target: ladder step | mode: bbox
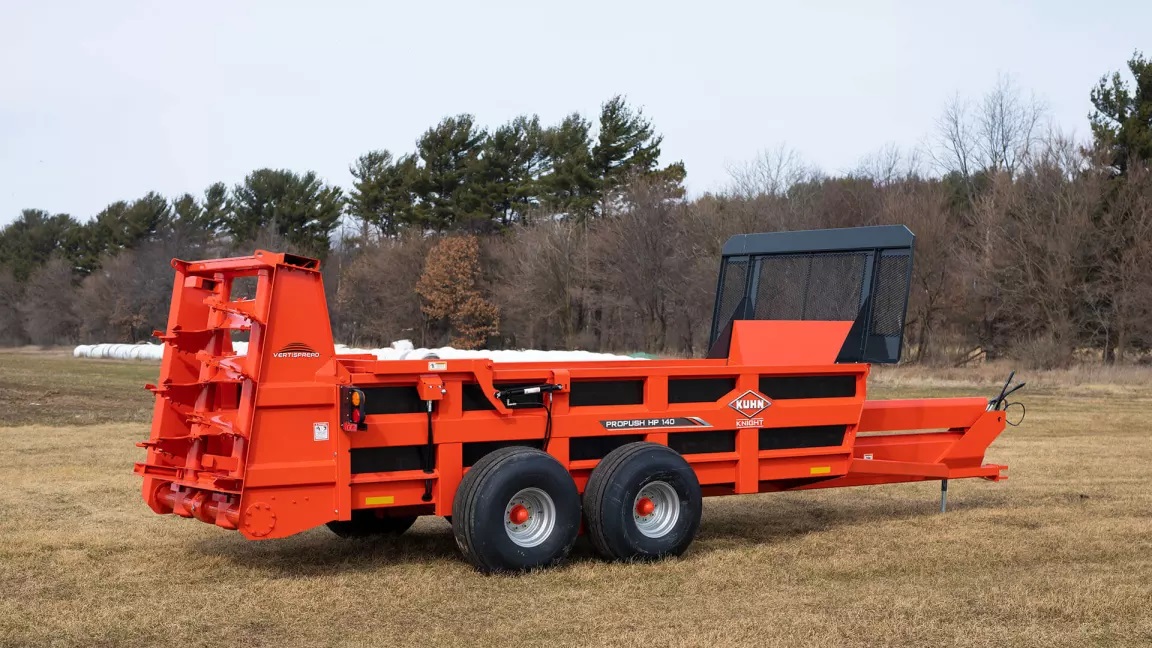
[153,328,216,351]
[146,381,239,402]
[195,352,251,381]
[204,297,264,326]
[187,410,243,437]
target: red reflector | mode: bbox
[351,409,361,423]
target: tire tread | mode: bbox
[584,442,700,561]
[452,445,578,573]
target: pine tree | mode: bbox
[169,191,221,254]
[412,115,487,231]
[62,220,109,276]
[1091,51,1152,176]
[591,96,685,216]
[91,193,170,250]
[0,209,78,281]
[348,150,418,238]
[474,115,547,227]
[539,113,599,219]
[57,193,171,275]
[593,96,662,182]
[202,182,231,232]
[229,169,344,257]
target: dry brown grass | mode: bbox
[0,348,157,426]
[1,352,1150,647]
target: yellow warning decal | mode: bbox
[365,496,395,505]
[810,466,832,475]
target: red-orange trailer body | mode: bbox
[136,250,1007,540]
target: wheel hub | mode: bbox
[633,481,680,539]
[508,503,529,525]
[635,497,655,517]
[504,487,556,548]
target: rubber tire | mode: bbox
[584,442,702,561]
[452,446,581,573]
[326,509,418,538]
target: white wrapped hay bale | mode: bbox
[72,343,165,360]
[334,339,637,362]
[73,339,639,363]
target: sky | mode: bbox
[1,0,1148,225]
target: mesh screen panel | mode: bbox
[754,252,867,321]
[754,255,809,319]
[870,253,910,336]
[709,226,915,363]
[804,252,868,320]
[715,257,748,326]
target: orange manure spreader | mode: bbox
[136,225,1020,572]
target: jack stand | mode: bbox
[940,479,949,513]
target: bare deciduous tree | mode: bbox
[932,76,1047,206]
[854,144,924,186]
[725,144,819,198]
[0,270,26,345]
[19,258,80,346]
[876,180,953,362]
[978,75,1045,175]
[932,94,979,196]
[335,232,431,347]
[490,218,587,349]
[1091,164,1152,361]
[591,181,692,353]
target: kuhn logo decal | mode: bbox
[728,389,771,418]
[274,342,320,358]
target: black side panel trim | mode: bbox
[758,375,856,399]
[570,435,646,461]
[460,383,494,411]
[758,425,847,450]
[351,446,424,473]
[569,380,644,407]
[361,386,424,415]
[462,441,543,468]
[461,383,541,411]
[668,377,737,404]
[668,430,736,454]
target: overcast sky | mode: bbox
[1,0,1147,225]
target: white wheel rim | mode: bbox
[633,480,680,539]
[504,487,556,548]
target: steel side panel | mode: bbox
[726,320,854,367]
[245,461,337,487]
[859,398,988,431]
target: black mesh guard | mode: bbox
[708,226,915,364]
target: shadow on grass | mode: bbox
[192,493,966,575]
[693,496,941,549]
[191,517,462,576]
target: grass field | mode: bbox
[1,350,1150,647]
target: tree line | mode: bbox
[2,54,1151,367]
